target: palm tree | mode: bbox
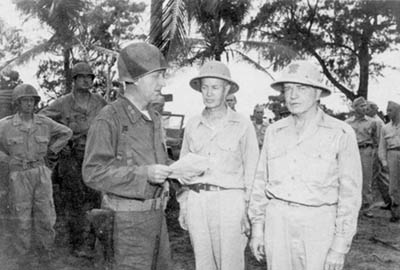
[10,0,88,93]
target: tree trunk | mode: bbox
[63,48,72,94]
[357,38,370,99]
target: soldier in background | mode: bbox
[226,93,237,111]
[346,97,378,218]
[365,101,392,210]
[40,62,107,257]
[378,101,400,222]
[0,84,72,269]
[252,104,269,149]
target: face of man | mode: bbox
[136,70,166,106]
[387,103,400,121]
[283,83,321,116]
[354,101,367,116]
[74,74,94,92]
[226,94,236,110]
[365,104,376,117]
[201,78,230,110]
[254,107,264,122]
[18,96,36,114]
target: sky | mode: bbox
[1,0,400,122]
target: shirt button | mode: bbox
[291,176,295,180]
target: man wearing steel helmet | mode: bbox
[40,62,107,257]
[177,61,259,270]
[82,42,172,270]
[249,60,362,270]
[0,84,72,269]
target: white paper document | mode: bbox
[168,153,210,182]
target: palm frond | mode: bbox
[230,49,275,80]
[0,40,52,72]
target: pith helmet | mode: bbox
[71,62,95,79]
[270,60,331,97]
[12,84,41,104]
[190,61,239,94]
[118,42,168,83]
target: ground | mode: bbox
[1,201,400,270]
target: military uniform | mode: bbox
[346,115,378,208]
[83,96,171,270]
[249,109,362,270]
[371,115,391,206]
[379,121,400,220]
[40,91,107,251]
[0,113,71,264]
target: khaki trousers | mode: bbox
[8,166,56,257]
[387,150,400,216]
[187,189,248,270]
[359,146,374,207]
[264,199,336,270]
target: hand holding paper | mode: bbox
[169,153,210,184]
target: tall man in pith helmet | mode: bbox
[378,101,400,222]
[177,61,259,270]
[40,61,107,257]
[345,97,378,218]
[0,84,72,269]
[365,101,392,210]
[249,60,362,270]
[83,42,172,270]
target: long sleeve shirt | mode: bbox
[82,96,168,199]
[249,109,362,254]
[0,113,72,164]
[180,108,259,201]
[378,121,400,166]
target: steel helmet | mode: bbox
[71,62,95,79]
[118,42,168,83]
[12,84,41,104]
[270,60,331,97]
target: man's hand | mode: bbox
[250,236,265,262]
[178,203,188,230]
[148,164,172,184]
[324,249,345,270]
[241,214,251,237]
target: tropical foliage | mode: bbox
[247,0,400,100]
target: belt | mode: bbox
[358,143,373,149]
[187,183,242,193]
[9,160,45,171]
[103,192,168,212]
[388,147,400,151]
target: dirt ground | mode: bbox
[1,200,400,270]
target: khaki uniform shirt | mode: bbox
[378,121,400,166]
[345,115,378,146]
[82,96,168,199]
[249,109,362,253]
[0,113,72,165]
[180,108,259,201]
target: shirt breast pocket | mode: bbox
[303,150,335,184]
[6,136,24,155]
[35,135,50,155]
[267,149,287,182]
